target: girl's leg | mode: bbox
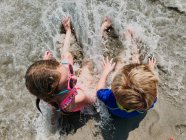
[60,17,84,67]
[101,16,112,37]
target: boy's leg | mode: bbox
[123,29,140,64]
[100,17,123,62]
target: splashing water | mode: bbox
[0,0,186,139]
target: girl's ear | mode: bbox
[48,76,54,91]
[48,76,54,82]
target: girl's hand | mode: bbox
[148,57,156,70]
[102,57,116,76]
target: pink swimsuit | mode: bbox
[59,87,82,112]
[54,60,83,112]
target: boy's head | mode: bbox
[111,63,158,111]
[25,59,61,101]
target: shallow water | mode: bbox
[0,0,186,140]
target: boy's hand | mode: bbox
[102,57,116,76]
[148,57,156,70]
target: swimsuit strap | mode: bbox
[59,88,78,111]
[61,60,69,65]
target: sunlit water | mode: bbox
[0,0,186,139]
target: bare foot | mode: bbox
[124,29,140,64]
[101,16,112,36]
[62,17,71,32]
[43,51,53,60]
[169,137,174,140]
[123,29,134,43]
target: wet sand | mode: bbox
[0,0,186,140]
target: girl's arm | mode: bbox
[96,57,116,91]
[75,91,95,105]
[61,17,73,65]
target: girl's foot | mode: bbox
[43,51,53,60]
[101,16,112,36]
[62,17,71,32]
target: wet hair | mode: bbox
[111,63,158,111]
[25,59,61,111]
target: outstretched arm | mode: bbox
[96,57,116,91]
[61,17,73,65]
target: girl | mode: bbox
[25,17,96,114]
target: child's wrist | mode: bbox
[102,72,109,78]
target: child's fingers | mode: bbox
[102,57,106,65]
[148,58,151,63]
[112,62,116,68]
[101,61,104,67]
[110,58,113,64]
[153,58,156,64]
[106,56,109,63]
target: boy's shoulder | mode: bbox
[97,88,115,103]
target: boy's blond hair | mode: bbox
[111,63,158,111]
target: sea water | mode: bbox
[0,0,185,139]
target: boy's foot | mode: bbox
[123,28,134,43]
[124,29,140,64]
[43,51,53,60]
[101,16,112,36]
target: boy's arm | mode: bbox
[61,17,73,65]
[96,72,109,91]
[96,57,116,91]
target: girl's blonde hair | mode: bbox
[111,63,158,111]
[25,59,61,102]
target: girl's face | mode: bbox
[57,65,77,91]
